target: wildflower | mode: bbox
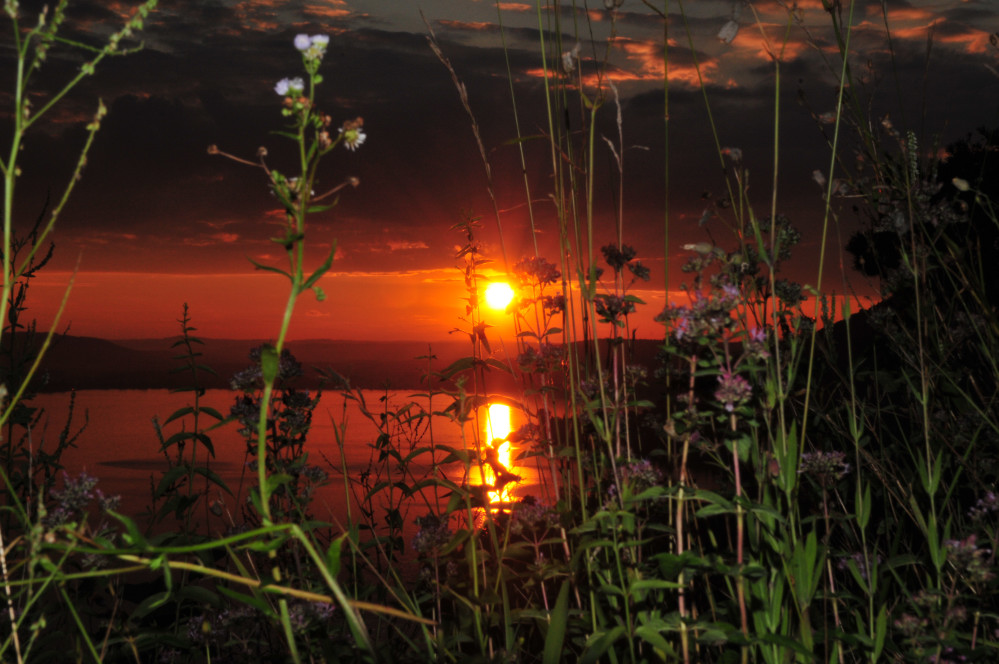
[813,169,827,187]
[619,458,664,492]
[411,513,451,554]
[509,497,559,536]
[295,33,330,61]
[517,343,563,373]
[515,256,561,286]
[602,244,637,272]
[721,146,742,162]
[339,117,366,151]
[945,534,994,583]
[561,42,581,74]
[542,293,565,314]
[746,326,770,359]
[628,260,651,281]
[274,76,304,97]
[594,294,635,326]
[774,278,804,306]
[714,371,752,412]
[718,19,739,44]
[798,450,850,486]
[968,490,999,520]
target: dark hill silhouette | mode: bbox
[26,334,666,394]
[31,336,473,392]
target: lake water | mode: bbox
[25,389,541,531]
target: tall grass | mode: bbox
[2,2,999,663]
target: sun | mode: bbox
[484,281,514,310]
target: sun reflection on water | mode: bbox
[479,403,518,505]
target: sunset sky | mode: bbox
[8,0,999,342]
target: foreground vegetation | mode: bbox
[2,2,999,662]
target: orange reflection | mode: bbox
[478,403,520,505]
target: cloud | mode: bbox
[388,241,430,251]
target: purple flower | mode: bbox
[714,371,752,412]
[274,76,304,96]
[294,34,312,51]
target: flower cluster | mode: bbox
[44,471,120,527]
[798,450,851,487]
[969,489,999,520]
[618,458,665,492]
[517,343,564,374]
[657,284,740,342]
[412,513,452,555]
[230,346,303,392]
[714,371,753,413]
[274,76,304,97]
[509,497,559,536]
[945,534,994,584]
[602,244,651,281]
[294,33,329,63]
[515,256,561,287]
[594,294,636,326]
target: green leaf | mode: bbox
[132,591,171,619]
[303,241,337,291]
[199,406,226,421]
[108,510,146,548]
[155,466,190,497]
[580,626,625,664]
[264,472,293,496]
[247,257,292,280]
[635,621,676,658]
[163,406,194,426]
[542,580,571,664]
[192,465,233,495]
[325,535,345,577]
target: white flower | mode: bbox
[294,34,311,51]
[275,76,304,96]
[303,34,329,61]
[561,43,581,74]
[339,127,366,151]
[718,19,739,44]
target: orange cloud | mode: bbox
[497,3,532,11]
[868,5,935,22]
[728,27,809,62]
[937,27,993,55]
[387,241,430,252]
[437,19,493,32]
[303,7,351,20]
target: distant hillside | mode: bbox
[17,334,665,393]
[28,336,476,392]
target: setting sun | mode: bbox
[484,281,515,311]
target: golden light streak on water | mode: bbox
[485,403,514,504]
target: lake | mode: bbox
[24,389,541,532]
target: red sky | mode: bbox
[6,0,997,341]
